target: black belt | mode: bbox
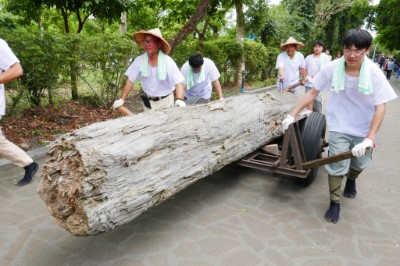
[148,94,170,101]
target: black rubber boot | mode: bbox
[343,179,357,199]
[15,162,39,187]
[324,201,340,224]
[343,168,362,199]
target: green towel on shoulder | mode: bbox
[186,64,205,90]
[139,50,167,80]
[331,56,373,95]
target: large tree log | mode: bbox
[38,89,300,236]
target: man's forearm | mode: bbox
[175,82,185,99]
[0,63,23,84]
[366,103,386,140]
[278,67,284,80]
[120,79,134,100]
[300,68,307,80]
[289,88,319,117]
[212,80,223,99]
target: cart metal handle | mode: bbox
[302,147,372,170]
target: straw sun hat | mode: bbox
[280,37,304,50]
[133,28,171,54]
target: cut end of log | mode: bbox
[38,139,92,236]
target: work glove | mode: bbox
[351,138,374,157]
[175,99,186,107]
[282,115,295,131]
[113,98,124,109]
[299,109,312,117]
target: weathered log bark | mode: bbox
[38,89,300,236]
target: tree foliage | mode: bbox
[0,0,386,109]
[0,28,69,107]
[374,0,400,50]
[245,0,276,46]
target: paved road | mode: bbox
[1,79,400,266]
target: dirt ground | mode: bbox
[1,101,125,150]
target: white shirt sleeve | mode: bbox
[207,59,220,81]
[0,39,20,72]
[181,62,189,85]
[276,53,285,69]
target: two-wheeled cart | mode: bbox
[237,112,329,185]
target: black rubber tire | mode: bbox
[298,112,326,185]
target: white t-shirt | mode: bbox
[125,53,184,97]
[313,58,397,137]
[0,38,20,116]
[324,52,332,62]
[276,51,306,91]
[305,53,330,87]
[181,58,220,99]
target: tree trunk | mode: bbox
[38,89,299,236]
[235,0,245,87]
[70,62,79,100]
[168,0,210,54]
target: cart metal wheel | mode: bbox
[299,112,326,185]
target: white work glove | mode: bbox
[113,98,124,109]
[282,115,295,131]
[351,138,374,157]
[175,99,186,107]
[305,75,312,82]
[299,109,312,117]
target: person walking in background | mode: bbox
[113,28,185,112]
[282,29,397,224]
[180,53,223,105]
[304,41,330,112]
[386,58,394,80]
[335,50,342,59]
[0,38,39,186]
[276,37,307,93]
[378,55,385,69]
[325,49,332,61]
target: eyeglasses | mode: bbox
[143,39,157,45]
[343,49,365,57]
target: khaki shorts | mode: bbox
[142,93,174,112]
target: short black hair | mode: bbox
[342,29,372,50]
[189,53,204,68]
[313,40,324,47]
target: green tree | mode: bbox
[282,0,317,41]
[5,0,123,33]
[168,0,211,53]
[0,28,69,108]
[320,0,370,53]
[374,0,400,50]
[245,0,276,46]
[4,0,129,101]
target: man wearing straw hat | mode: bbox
[276,37,307,92]
[113,28,186,111]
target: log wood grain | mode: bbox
[38,89,300,236]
